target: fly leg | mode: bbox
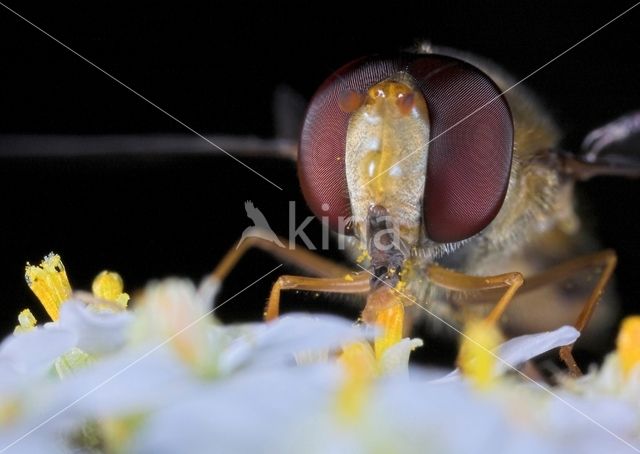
[265,274,370,321]
[209,229,352,282]
[426,265,524,324]
[513,249,617,376]
[424,265,525,375]
[204,230,365,319]
[428,250,617,376]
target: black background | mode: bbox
[0,1,639,365]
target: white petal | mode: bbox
[0,327,76,376]
[429,369,461,384]
[544,393,640,453]
[54,344,193,418]
[56,300,133,356]
[220,314,371,373]
[495,325,579,374]
[129,365,338,454]
[0,429,69,454]
[369,378,511,453]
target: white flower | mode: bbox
[37,279,369,434]
[126,363,562,454]
[4,266,639,454]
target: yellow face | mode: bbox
[345,74,430,246]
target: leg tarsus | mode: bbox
[559,345,582,377]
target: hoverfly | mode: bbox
[206,44,640,376]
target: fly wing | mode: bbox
[560,111,640,180]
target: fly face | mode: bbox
[298,53,514,264]
[344,75,430,247]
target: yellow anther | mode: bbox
[25,253,71,321]
[616,316,640,377]
[374,301,404,360]
[457,319,504,389]
[13,309,37,334]
[92,270,130,308]
[344,274,354,282]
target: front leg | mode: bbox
[265,273,370,320]
[210,230,352,283]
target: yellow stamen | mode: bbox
[92,270,130,308]
[616,316,640,377]
[25,253,71,321]
[13,308,37,334]
[336,342,376,421]
[336,300,417,421]
[374,301,404,360]
[457,319,503,389]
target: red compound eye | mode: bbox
[298,54,513,241]
[298,56,405,233]
[408,56,513,243]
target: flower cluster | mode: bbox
[0,254,639,453]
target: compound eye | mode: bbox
[408,56,513,243]
[298,56,404,233]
